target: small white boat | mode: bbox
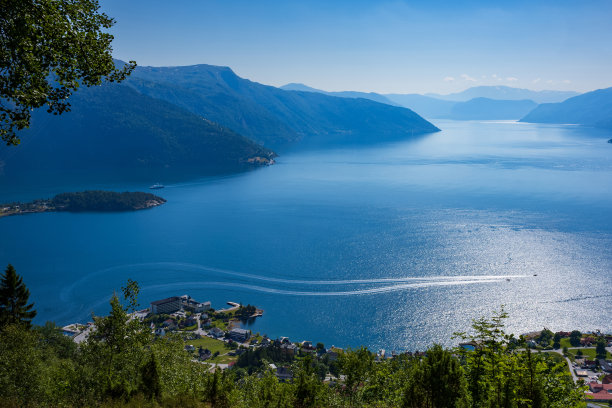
[149,183,164,189]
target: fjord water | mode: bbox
[1,120,611,351]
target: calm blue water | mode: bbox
[1,120,611,351]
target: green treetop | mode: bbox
[0,264,37,329]
[0,0,136,145]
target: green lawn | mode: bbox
[559,338,572,349]
[566,348,612,360]
[184,336,240,364]
[210,354,238,364]
[186,337,229,355]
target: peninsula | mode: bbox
[0,190,166,217]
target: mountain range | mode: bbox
[280,83,401,106]
[282,84,552,120]
[1,62,441,179]
[520,87,612,129]
[424,86,579,104]
[123,63,439,149]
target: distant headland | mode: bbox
[0,190,166,217]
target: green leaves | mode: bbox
[0,0,136,145]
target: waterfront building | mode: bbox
[150,296,181,314]
[229,328,250,343]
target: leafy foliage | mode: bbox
[0,0,136,145]
[570,330,582,347]
[0,288,588,407]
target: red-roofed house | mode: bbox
[586,382,612,402]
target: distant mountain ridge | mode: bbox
[279,84,544,120]
[123,63,439,149]
[425,86,578,104]
[520,87,612,129]
[280,83,401,106]
[447,98,538,120]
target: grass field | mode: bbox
[566,348,612,360]
[184,336,240,364]
[186,337,230,355]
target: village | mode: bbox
[60,295,612,404]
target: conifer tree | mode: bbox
[0,264,37,329]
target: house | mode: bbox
[209,327,225,338]
[575,369,588,377]
[199,348,212,360]
[229,328,251,343]
[602,374,612,384]
[581,338,594,346]
[180,295,211,313]
[326,350,339,362]
[183,316,197,328]
[161,319,177,330]
[280,337,291,344]
[301,341,314,349]
[275,366,293,382]
[586,382,612,402]
[150,296,181,314]
[600,359,612,373]
[185,345,195,352]
[61,324,82,337]
[281,343,297,357]
[584,360,597,369]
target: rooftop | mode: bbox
[151,296,180,305]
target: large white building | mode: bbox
[150,296,181,314]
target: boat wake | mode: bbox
[60,261,527,302]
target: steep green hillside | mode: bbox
[1,83,276,177]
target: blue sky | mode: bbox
[101,0,612,94]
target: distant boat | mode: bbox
[149,183,164,189]
[506,278,511,281]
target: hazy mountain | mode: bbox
[0,83,276,178]
[280,83,401,106]
[384,94,536,120]
[426,86,579,104]
[384,94,456,119]
[520,87,612,129]
[123,63,439,149]
[448,98,538,120]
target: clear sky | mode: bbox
[100,0,612,94]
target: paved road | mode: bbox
[194,313,207,336]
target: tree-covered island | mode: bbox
[0,190,166,217]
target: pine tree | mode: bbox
[0,264,37,329]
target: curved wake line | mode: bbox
[140,277,506,297]
[60,261,527,301]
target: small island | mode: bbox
[0,190,166,217]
